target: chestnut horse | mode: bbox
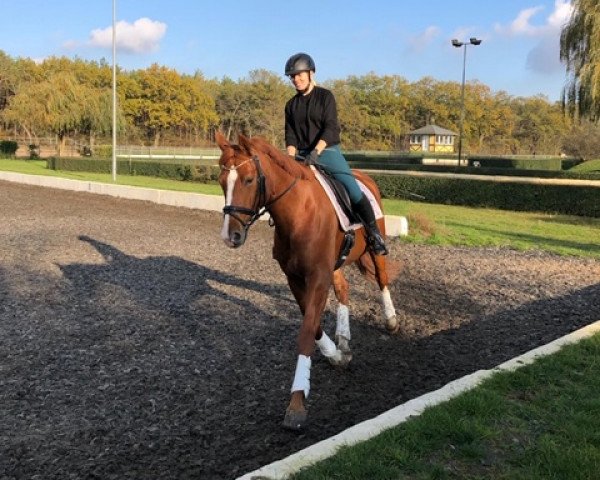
[215,132,399,430]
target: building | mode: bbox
[408,124,457,153]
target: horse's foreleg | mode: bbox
[373,255,399,334]
[283,273,330,431]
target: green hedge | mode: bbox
[47,157,220,182]
[370,173,600,218]
[47,156,599,218]
[348,162,600,181]
[345,152,424,165]
[467,155,564,170]
[0,140,18,157]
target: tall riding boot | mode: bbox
[353,194,388,255]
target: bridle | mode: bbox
[221,154,297,233]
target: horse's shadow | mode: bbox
[59,235,293,333]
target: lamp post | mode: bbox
[112,0,117,181]
[451,37,481,166]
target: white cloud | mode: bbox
[88,18,167,54]
[494,1,573,75]
[495,1,573,37]
[500,6,544,36]
[548,0,573,29]
[407,26,440,52]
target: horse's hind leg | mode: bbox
[368,254,399,334]
[331,269,353,365]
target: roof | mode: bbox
[408,124,457,136]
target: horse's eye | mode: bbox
[243,177,254,186]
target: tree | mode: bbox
[511,96,567,155]
[122,64,217,146]
[336,73,410,150]
[561,121,600,160]
[560,0,600,120]
[2,72,97,155]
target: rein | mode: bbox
[222,155,297,232]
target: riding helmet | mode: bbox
[284,53,316,76]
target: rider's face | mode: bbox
[289,71,311,91]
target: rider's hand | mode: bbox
[305,149,319,166]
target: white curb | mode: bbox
[0,171,408,236]
[236,320,600,480]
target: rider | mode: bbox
[284,52,388,255]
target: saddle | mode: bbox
[311,165,382,269]
[313,165,359,225]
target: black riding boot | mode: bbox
[353,194,388,255]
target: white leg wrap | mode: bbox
[291,354,311,398]
[316,332,337,357]
[335,304,351,340]
[381,287,396,319]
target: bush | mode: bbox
[93,145,112,158]
[28,144,40,159]
[0,140,18,157]
[47,157,220,183]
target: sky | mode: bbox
[0,0,574,102]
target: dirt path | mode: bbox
[1,180,598,479]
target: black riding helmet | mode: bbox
[284,53,316,76]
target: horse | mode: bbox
[215,132,400,430]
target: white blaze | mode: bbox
[221,168,238,243]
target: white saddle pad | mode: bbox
[312,167,383,232]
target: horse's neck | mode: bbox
[263,159,319,232]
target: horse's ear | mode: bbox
[215,131,230,152]
[238,134,253,156]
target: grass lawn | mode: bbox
[291,332,600,480]
[2,158,600,259]
[570,159,600,173]
[0,158,223,195]
[383,199,600,259]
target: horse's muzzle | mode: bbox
[223,230,247,248]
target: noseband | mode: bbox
[222,155,297,233]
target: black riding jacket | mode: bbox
[284,86,341,152]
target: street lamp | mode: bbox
[112,0,117,182]
[451,37,481,166]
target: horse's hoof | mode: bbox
[386,316,400,334]
[283,407,307,431]
[328,350,352,367]
[330,339,352,367]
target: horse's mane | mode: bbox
[249,137,314,181]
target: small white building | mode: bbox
[408,124,457,153]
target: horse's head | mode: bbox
[215,132,266,248]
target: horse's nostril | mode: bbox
[231,231,243,246]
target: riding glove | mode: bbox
[304,149,319,166]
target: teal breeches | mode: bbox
[316,145,363,204]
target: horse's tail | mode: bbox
[357,254,403,284]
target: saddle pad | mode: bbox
[312,167,383,232]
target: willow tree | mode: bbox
[2,71,102,155]
[560,0,600,120]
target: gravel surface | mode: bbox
[1,180,599,479]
